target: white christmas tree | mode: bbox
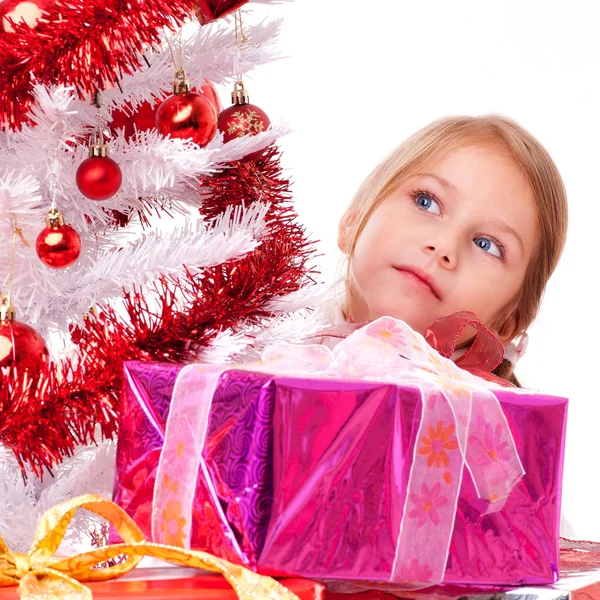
[0,0,326,551]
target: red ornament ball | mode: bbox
[36,223,81,269]
[199,81,222,116]
[196,0,249,24]
[0,0,50,32]
[110,99,157,142]
[218,103,270,143]
[217,103,270,161]
[76,156,122,201]
[0,318,49,373]
[110,82,221,142]
[156,92,217,147]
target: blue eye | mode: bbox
[474,236,503,258]
[414,193,441,215]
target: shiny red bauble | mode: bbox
[110,98,157,141]
[156,92,217,147]
[76,156,122,201]
[217,103,270,142]
[111,83,221,142]
[36,223,81,269]
[218,103,270,161]
[0,0,51,32]
[196,0,249,24]
[0,318,49,373]
[200,82,222,116]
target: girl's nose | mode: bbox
[422,243,458,270]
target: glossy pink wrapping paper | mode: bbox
[115,362,567,587]
[259,377,566,586]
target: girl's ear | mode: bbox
[338,210,356,255]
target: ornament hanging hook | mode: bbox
[89,90,108,156]
[233,10,248,86]
[92,90,102,109]
[48,147,62,211]
[234,10,248,46]
[178,27,184,73]
[0,295,15,322]
[1,214,29,308]
[172,68,192,95]
[164,28,185,75]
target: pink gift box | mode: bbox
[258,376,566,586]
[114,359,567,588]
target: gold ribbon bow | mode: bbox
[0,494,300,600]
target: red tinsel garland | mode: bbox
[0,357,118,476]
[0,0,201,129]
[1,146,317,475]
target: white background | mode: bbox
[234,1,600,538]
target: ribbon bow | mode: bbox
[154,315,525,588]
[0,494,299,600]
[311,311,511,386]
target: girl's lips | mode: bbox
[393,266,442,300]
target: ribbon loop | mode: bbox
[0,495,300,600]
[19,569,92,600]
[12,554,30,582]
[30,494,145,577]
[425,311,505,373]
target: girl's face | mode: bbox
[342,144,538,341]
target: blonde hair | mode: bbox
[338,115,568,386]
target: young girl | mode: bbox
[318,115,568,386]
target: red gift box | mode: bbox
[0,567,324,599]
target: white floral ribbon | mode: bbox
[152,316,525,587]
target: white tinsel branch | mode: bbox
[101,18,285,112]
[0,13,288,233]
[7,202,270,332]
[197,284,331,364]
[0,439,116,555]
[0,2,322,370]
[0,169,44,239]
[0,84,289,235]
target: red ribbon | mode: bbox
[425,311,512,387]
[311,311,512,387]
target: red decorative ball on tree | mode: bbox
[200,81,222,115]
[156,72,217,147]
[76,137,122,201]
[0,0,51,32]
[218,102,270,142]
[36,208,81,269]
[217,81,270,161]
[111,82,221,142]
[195,0,249,24]
[110,98,157,142]
[0,299,49,374]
